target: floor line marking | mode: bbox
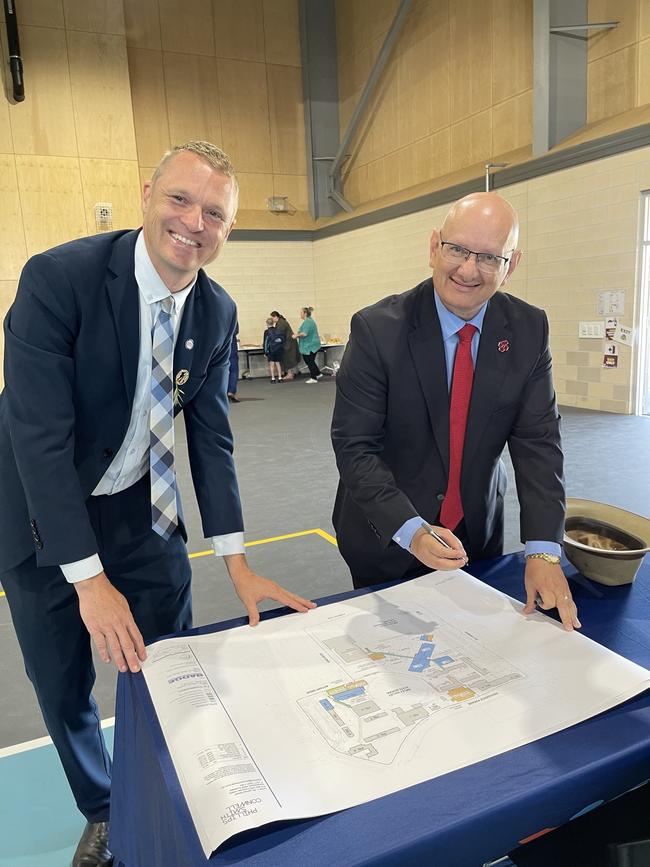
[313,528,338,547]
[188,528,329,559]
[0,530,336,591]
[0,717,115,759]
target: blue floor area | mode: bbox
[0,728,113,867]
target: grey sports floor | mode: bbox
[1,375,649,748]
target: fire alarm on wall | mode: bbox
[94,202,113,232]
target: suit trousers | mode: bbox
[1,473,192,822]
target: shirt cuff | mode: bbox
[393,516,424,552]
[525,541,562,558]
[60,554,105,583]
[212,532,245,557]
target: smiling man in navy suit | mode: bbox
[332,193,580,633]
[0,141,314,867]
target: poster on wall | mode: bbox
[612,324,633,346]
[603,343,619,368]
[605,317,618,340]
[597,290,625,316]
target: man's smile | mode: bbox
[169,231,200,248]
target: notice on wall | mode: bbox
[612,324,633,346]
[603,342,619,368]
[605,318,618,340]
[597,290,625,316]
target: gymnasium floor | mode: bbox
[1,375,649,866]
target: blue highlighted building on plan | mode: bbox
[408,642,435,672]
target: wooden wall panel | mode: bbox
[9,26,77,156]
[398,129,451,190]
[139,166,155,187]
[587,0,638,62]
[163,53,222,147]
[68,31,138,160]
[397,1,449,146]
[159,0,215,55]
[263,0,300,66]
[0,156,27,280]
[79,158,142,232]
[366,44,399,165]
[450,109,492,171]
[273,172,308,211]
[63,0,125,34]
[15,155,88,255]
[237,171,274,210]
[492,0,532,103]
[267,64,306,175]
[638,38,650,105]
[640,0,650,41]
[218,59,272,172]
[213,0,265,62]
[14,0,64,28]
[0,280,18,313]
[124,0,162,49]
[588,46,637,122]
[0,279,19,387]
[493,90,532,155]
[450,0,492,122]
[128,48,171,166]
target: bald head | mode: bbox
[441,193,519,251]
[429,192,522,320]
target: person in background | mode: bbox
[263,316,284,381]
[270,310,300,380]
[293,307,322,384]
[227,328,240,402]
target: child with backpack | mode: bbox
[263,317,284,381]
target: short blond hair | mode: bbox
[151,140,239,201]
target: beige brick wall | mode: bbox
[311,150,649,414]
[205,240,315,346]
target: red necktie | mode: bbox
[440,323,477,531]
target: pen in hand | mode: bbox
[420,522,468,563]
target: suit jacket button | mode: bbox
[437,493,445,501]
[30,519,37,529]
[35,540,43,550]
[103,448,114,458]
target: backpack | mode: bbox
[264,327,283,356]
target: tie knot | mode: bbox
[458,323,477,344]
[160,295,174,315]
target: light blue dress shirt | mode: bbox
[392,290,561,559]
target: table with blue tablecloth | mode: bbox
[110,553,650,867]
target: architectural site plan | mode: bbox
[141,570,650,857]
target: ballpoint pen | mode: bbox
[420,522,468,561]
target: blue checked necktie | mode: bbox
[150,296,178,540]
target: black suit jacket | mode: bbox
[0,229,243,572]
[331,278,565,585]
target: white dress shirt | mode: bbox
[61,231,244,583]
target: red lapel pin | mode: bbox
[497,340,509,353]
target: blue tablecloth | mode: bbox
[110,553,650,867]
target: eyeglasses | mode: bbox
[439,238,510,274]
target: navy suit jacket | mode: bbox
[0,229,243,572]
[331,278,565,584]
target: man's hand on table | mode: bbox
[224,554,317,626]
[523,558,581,631]
[75,571,147,672]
